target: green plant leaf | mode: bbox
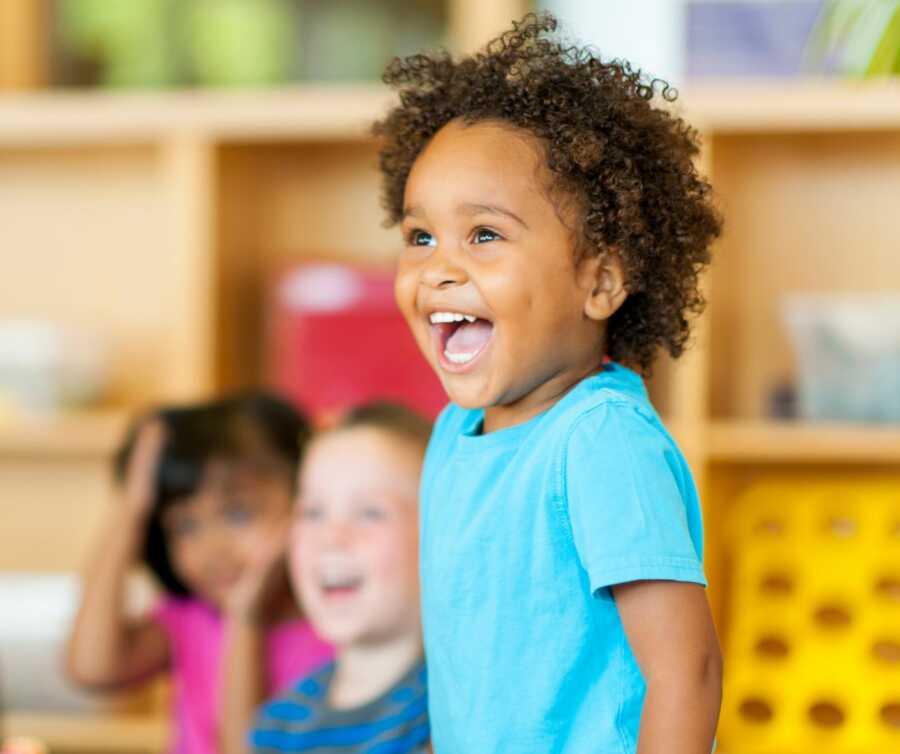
[804,0,870,71]
[865,2,900,75]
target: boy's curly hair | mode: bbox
[373,13,721,374]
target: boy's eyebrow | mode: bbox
[459,203,529,229]
[402,203,529,229]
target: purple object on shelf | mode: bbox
[687,1,824,78]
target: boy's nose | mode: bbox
[322,520,355,548]
[421,245,468,289]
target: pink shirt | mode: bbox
[152,597,333,754]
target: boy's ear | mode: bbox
[579,250,628,322]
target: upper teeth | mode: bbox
[321,573,361,588]
[430,312,476,324]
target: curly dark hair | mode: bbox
[373,13,721,374]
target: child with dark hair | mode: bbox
[251,402,431,754]
[376,13,723,754]
[66,392,332,754]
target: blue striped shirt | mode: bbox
[251,660,428,754]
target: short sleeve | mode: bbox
[564,401,707,594]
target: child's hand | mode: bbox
[224,528,291,624]
[122,419,165,521]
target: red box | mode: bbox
[269,263,447,424]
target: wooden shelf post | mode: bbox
[449,0,530,54]
[0,0,48,90]
[158,135,217,401]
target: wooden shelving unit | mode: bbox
[708,420,900,464]
[0,86,396,147]
[1,3,530,752]
[2,7,899,750]
[0,409,128,458]
[682,78,900,132]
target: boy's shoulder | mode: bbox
[552,365,685,467]
[555,364,661,433]
[255,662,334,727]
[431,363,666,448]
[252,660,429,753]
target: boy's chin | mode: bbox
[314,620,367,648]
[439,375,494,410]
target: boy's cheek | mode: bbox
[393,268,417,321]
[288,531,318,586]
[394,272,430,345]
[367,533,419,589]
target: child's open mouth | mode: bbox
[320,573,364,600]
[428,311,494,372]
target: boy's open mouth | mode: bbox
[320,573,364,599]
[428,311,494,371]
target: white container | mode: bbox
[0,573,157,712]
[783,295,900,423]
[0,320,108,414]
[537,0,686,84]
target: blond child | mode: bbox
[251,403,430,754]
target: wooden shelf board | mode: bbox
[3,712,167,752]
[682,78,900,133]
[0,409,130,458]
[0,85,394,147]
[2,80,900,147]
[708,420,900,463]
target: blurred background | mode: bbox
[1,1,899,753]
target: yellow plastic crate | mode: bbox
[719,480,900,754]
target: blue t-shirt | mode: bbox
[251,660,429,753]
[420,363,707,754]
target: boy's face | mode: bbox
[292,428,421,648]
[395,120,607,428]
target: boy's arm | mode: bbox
[219,534,289,754]
[612,580,722,754]
[220,615,266,754]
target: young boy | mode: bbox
[375,13,723,754]
[250,404,430,754]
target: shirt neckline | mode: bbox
[318,658,425,719]
[454,362,641,453]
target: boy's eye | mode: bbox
[407,229,436,247]
[471,227,501,244]
[300,505,324,521]
[359,505,386,522]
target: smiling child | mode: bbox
[251,403,431,754]
[374,12,724,754]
